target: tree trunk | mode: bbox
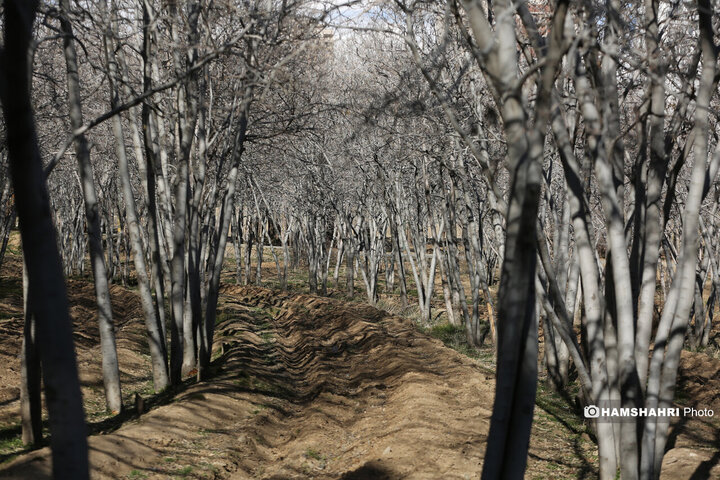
[60,0,122,413]
[199,100,250,378]
[20,260,42,447]
[641,5,716,475]
[1,2,89,475]
[102,7,169,391]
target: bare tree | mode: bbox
[58,0,123,413]
[0,1,89,476]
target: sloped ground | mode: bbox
[0,278,718,478]
[0,286,597,479]
[660,350,720,479]
[0,255,153,443]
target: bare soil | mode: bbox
[0,250,718,478]
[0,283,597,479]
[0,253,155,452]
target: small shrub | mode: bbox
[304,448,323,460]
[175,465,193,476]
[428,323,464,342]
[425,322,489,360]
[0,435,23,453]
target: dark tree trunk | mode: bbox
[0,2,89,476]
[20,261,42,447]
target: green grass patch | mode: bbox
[304,448,324,460]
[424,323,487,360]
[126,470,148,479]
[174,465,193,476]
[0,435,23,453]
[251,403,269,415]
[534,381,587,435]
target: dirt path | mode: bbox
[2,283,719,479]
[0,286,598,479]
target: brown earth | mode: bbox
[0,285,599,479]
[677,350,720,415]
[0,250,718,478]
[0,254,154,447]
[660,350,720,479]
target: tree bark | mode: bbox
[641,4,716,475]
[20,260,42,447]
[0,2,89,475]
[60,0,123,413]
[102,2,169,391]
[200,99,250,378]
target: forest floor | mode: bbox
[0,252,719,478]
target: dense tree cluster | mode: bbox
[1,0,719,478]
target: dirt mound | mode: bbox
[0,264,23,430]
[0,286,596,479]
[2,279,719,478]
[677,350,720,414]
[657,350,720,478]
[0,274,153,451]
